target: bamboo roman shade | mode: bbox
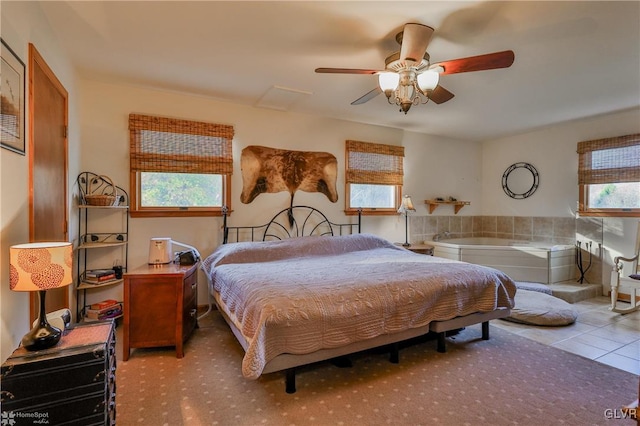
[345,140,405,185]
[577,133,640,185]
[129,114,234,175]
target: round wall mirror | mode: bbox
[502,162,539,199]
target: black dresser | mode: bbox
[1,321,116,426]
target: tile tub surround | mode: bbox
[411,215,581,245]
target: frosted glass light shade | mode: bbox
[378,72,400,91]
[417,71,440,91]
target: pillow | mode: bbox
[514,281,553,295]
[503,289,577,326]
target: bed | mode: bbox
[202,206,516,393]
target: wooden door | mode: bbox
[28,44,69,321]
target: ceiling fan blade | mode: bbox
[399,23,434,62]
[315,67,380,75]
[433,50,515,75]
[428,86,455,104]
[351,87,382,105]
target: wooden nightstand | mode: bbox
[396,243,434,256]
[123,262,199,360]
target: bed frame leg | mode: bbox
[436,332,446,353]
[285,368,296,394]
[482,321,490,340]
[389,342,399,364]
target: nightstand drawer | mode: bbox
[2,358,106,402]
[2,390,106,425]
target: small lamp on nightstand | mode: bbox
[9,242,73,351]
[398,195,416,247]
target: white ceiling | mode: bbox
[39,1,640,142]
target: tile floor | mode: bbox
[493,295,640,375]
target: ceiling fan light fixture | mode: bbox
[383,70,430,114]
[400,101,413,114]
[417,71,439,92]
[315,21,514,115]
[378,72,399,92]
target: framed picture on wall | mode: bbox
[1,38,25,155]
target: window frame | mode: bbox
[130,172,231,218]
[344,139,404,216]
[577,133,640,217]
[128,114,234,218]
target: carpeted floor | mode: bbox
[115,311,638,425]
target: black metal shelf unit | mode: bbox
[75,172,129,321]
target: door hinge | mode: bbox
[63,126,68,138]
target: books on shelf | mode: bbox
[85,268,115,278]
[84,274,116,284]
[90,299,118,310]
[85,300,123,321]
[84,269,117,284]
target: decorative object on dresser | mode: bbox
[397,194,416,246]
[1,321,116,425]
[9,241,73,351]
[75,172,129,321]
[148,237,201,265]
[123,262,199,360]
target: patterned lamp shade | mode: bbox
[10,242,73,291]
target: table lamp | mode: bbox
[9,241,73,351]
[397,195,416,247]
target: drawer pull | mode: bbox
[190,309,197,317]
[191,282,197,290]
[1,391,15,401]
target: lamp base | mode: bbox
[402,242,411,247]
[21,322,62,351]
[22,290,62,351]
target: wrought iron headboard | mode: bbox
[222,206,361,243]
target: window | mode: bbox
[345,140,404,215]
[129,114,234,217]
[578,133,640,217]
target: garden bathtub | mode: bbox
[430,238,575,284]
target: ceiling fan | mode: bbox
[315,23,515,114]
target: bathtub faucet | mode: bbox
[433,231,451,242]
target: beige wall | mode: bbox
[1,2,80,362]
[77,79,483,306]
[481,107,640,289]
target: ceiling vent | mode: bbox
[256,86,312,111]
